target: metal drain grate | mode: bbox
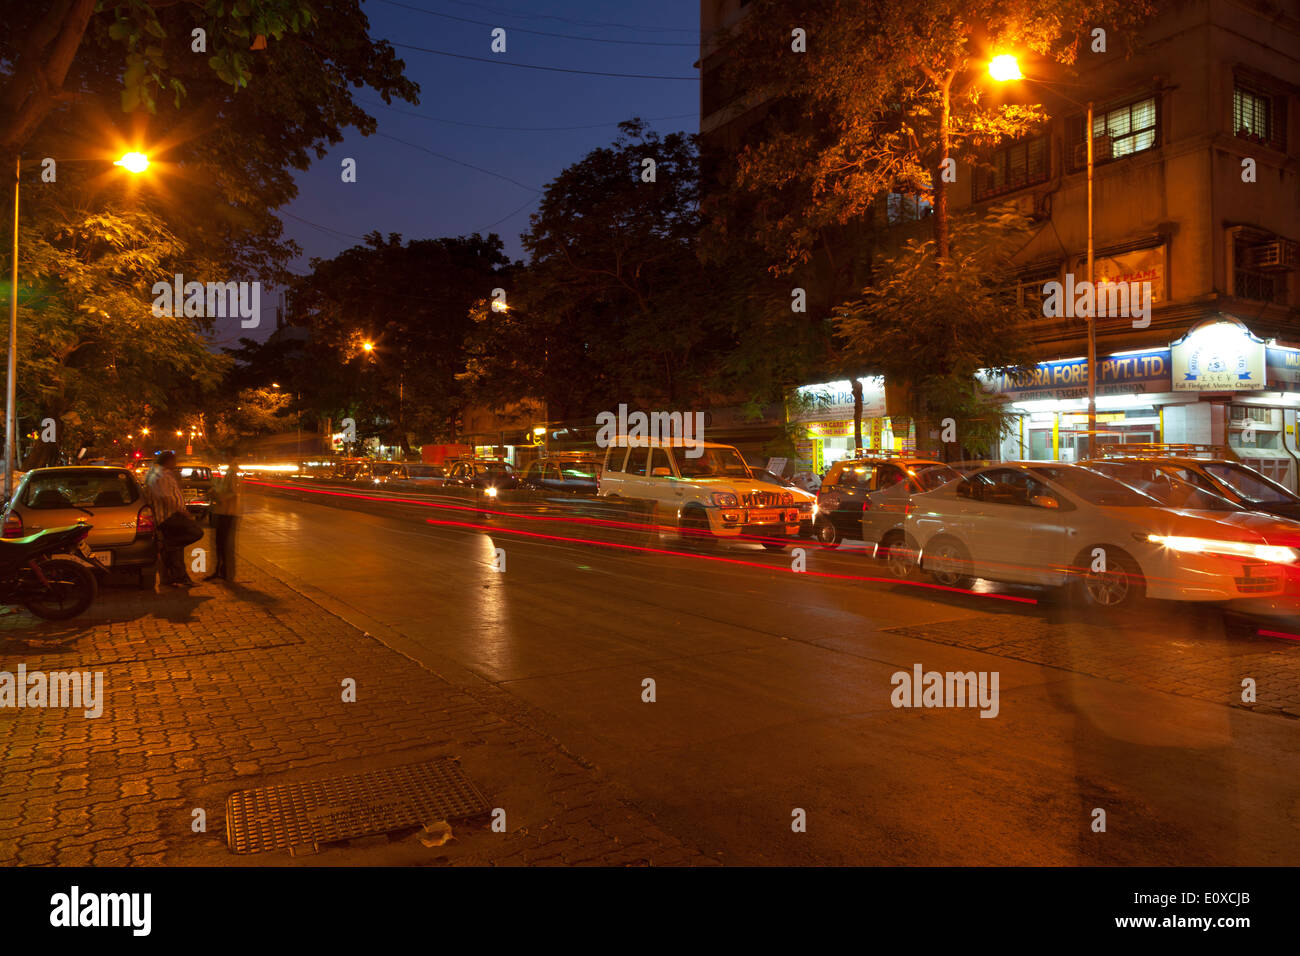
[225,758,490,854]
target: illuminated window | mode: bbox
[1234,82,1286,151]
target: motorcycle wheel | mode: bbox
[23,558,98,621]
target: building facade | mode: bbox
[700,0,1300,487]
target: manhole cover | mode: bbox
[225,758,490,854]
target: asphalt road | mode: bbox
[238,480,1300,865]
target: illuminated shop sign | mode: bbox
[792,378,886,421]
[1171,320,1265,391]
[984,349,1170,402]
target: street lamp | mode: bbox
[990,56,1097,458]
[6,151,150,496]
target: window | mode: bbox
[1068,97,1158,171]
[647,448,673,478]
[605,447,628,472]
[23,470,140,509]
[974,136,1049,200]
[1234,238,1281,302]
[1234,82,1286,152]
[886,192,932,223]
[626,446,649,477]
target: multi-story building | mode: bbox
[701,0,1300,487]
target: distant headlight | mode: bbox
[1145,533,1299,564]
[484,486,499,498]
[711,493,738,507]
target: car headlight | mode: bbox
[484,486,499,497]
[711,493,738,507]
[797,502,813,513]
[1145,533,1299,564]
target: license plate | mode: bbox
[91,551,111,566]
[748,509,780,523]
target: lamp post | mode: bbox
[5,151,150,496]
[990,56,1097,458]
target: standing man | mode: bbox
[208,461,242,581]
[143,450,197,587]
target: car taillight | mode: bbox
[136,506,156,535]
[2,511,22,538]
[862,499,872,511]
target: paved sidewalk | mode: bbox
[0,542,716,866]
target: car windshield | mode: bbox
[912,464,960,491]
[22,470,139,509]
[1204,462,1298,504]
[1084,463,1242,511]
[179,467,211,481]
[1031,466,1159,507]
[473,463,513,477]
[672,446,753,478]
[407,465,444,478]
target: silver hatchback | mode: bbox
[2,466,159,578]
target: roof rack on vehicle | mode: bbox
[1097,443,1226,459]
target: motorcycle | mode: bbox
[0,523,100,621]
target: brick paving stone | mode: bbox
[0,546,712,867]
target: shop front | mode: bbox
[986,316,1300,491]
[788,378,916,474]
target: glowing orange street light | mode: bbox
[114,152,150,174]
[988,54,1023,82]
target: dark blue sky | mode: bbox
[281,0,700,274]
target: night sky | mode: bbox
[273,0,700,324]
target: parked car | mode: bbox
[1,466,158,585]
[177,463,213,521]
[903,461,1298,609]
[519,456,602,495]
[1088,452,1300,521]
[598,440,800,550]
[813,456,951,549]
[442,459,518,496]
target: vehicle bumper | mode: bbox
[1140,546,1290,601]
[707,507,801,538]
[103,535,159,570]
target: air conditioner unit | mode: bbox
[1072,135,1112,169]
[1251,240,1298,271]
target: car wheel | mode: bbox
[1074,546,1145,609]
[925,537,974,590]
[814,518,840,549]
[880,533,916,579]
[680,506,715,550]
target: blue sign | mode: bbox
[988,349,1171,401]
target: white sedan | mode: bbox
[903,462,1300,609]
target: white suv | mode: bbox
[599,440,800,550]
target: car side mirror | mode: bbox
[1030,494,1060,510]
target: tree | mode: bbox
[15,185,228,466]
[6,0,419,283]
[835,206,1039,457]
[713,0,1155,266]
[291,232,512,449]
[462,120,730,421]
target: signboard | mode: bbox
[1071,245,1166,305]
[1266,346,1300,392]
[792,378,886,422]
[766,457,788,476]
[983,349,1170,402]
[1171,320,1265,392]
